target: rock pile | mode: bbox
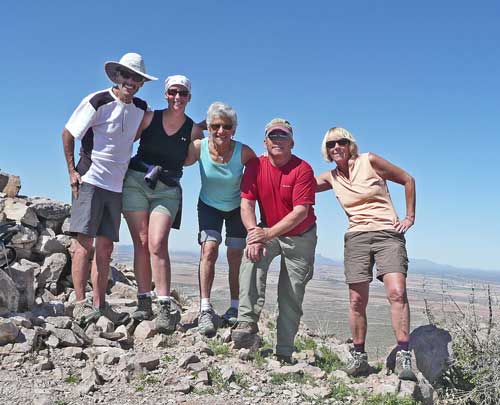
[0,174,446,404]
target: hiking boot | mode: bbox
[343,351,370,376]
[198,308,218,336]
[395,350,417,381]
[99,302,131,326]
[275,354,297,365]
[73,300,100,328]
[131,295,153,322]
[231,321,259,348]
[221,306,238,326]
[155,300,181,334]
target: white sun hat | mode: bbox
[104,52,158,83]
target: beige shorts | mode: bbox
[122,169,180,218]
[343,230,408,284]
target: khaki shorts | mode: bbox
[344,230,408,284]
[122,169,180,218]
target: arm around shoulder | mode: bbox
[315,171,333,193]
[241,144,257,165]
[191,122,205,141]
[184,139,201,167]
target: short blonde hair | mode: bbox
[321,127,358,162]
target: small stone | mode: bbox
[62,347,84,359]
[45,334,59,348]
[186,362,205,372]
[35,357,54,371]
[92,337,120,348]
[398,380,418,398]
[172,383,192,394]
[134,353,160,371]
[134,320,157,340]
[45,316,72,329]
[0,319,19,345]
[195,370,210,385]
[96,316,115,333]
[219,365,234,382]
[238,348,254,361]
[178,353,200,368]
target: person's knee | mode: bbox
[201,242,219,264]
[73,236,94,258]
[96,238,114,259]
[148,237,168,258]
[134,232,149,253]
[386,287,407,304]
[349,294,368,314]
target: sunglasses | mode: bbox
[117,69,144,83]
[267,132,290,140]
[167,89,190,97]
[209,123,233,131]
[326,139,350,148]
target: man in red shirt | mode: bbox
[231,118,317,364]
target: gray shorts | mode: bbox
[344,230,408,284]
[69,182,122,242]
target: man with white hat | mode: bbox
[62,52,157,326]
[231,118,317,364]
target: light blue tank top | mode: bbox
[199,137,244,211]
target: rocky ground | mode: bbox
[0,174,444,404]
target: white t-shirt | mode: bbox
[65,88,147,192]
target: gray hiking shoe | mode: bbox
[343,351,370,376]
[395,350,417,381]
[99,302,130,326]
[222,307,238,326]
[132,295,153,322]
[198,308,218,336]
[73,300,100,327]
[231,321,259,348]
[155,300,180,334]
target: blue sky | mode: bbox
[1,1,499,270]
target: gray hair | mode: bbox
[321,127,359,162]
[206,102,238,128]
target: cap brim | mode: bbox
[265,125,293,137]
[104,61,158,84]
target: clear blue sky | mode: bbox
[1,1,499,270]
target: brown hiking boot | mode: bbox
[231,321,259,348]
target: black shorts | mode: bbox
[69,182,122,241]
[197,198,246,249]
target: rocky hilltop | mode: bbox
[0,172,449,404]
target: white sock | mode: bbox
[157,295,171,303]
[230,299,239,309]
[138,291,153,298]
[201,298,211,311]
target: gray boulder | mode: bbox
[29,197,71,221]
[37,253,67,286]
[11,225,38,259]
[3,199,39,227]
[0,172,21,197]
[0,318,19,345]
[411,324,452,384]
[9,259,37,309]
[0,270,20,311]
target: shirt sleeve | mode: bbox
[292,162,316,206]
[240,157,259,201]
[65,96,98,140]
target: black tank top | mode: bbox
[134,110,193,174]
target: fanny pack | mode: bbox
[129,157,182,189]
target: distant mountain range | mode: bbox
[114,245,500,283]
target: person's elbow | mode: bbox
[294,204,310,221]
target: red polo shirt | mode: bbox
[241,155,316,236]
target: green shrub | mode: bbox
[315,345,343,373]
[295,335,317,352]
[364,393,419,404]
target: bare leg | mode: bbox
[348,282,370,345]
[383,273,410,342]
[227,247,243,300]
[91,236,114,308]
[123,210,152,294]
[148,211,173,297]
[71,234,94,301]
[199,241,219,299]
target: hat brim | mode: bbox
[265,125,293,137]
[104,61,158,84]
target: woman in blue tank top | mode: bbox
[184,102,256,335]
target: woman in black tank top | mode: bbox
[122,75,204,332]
